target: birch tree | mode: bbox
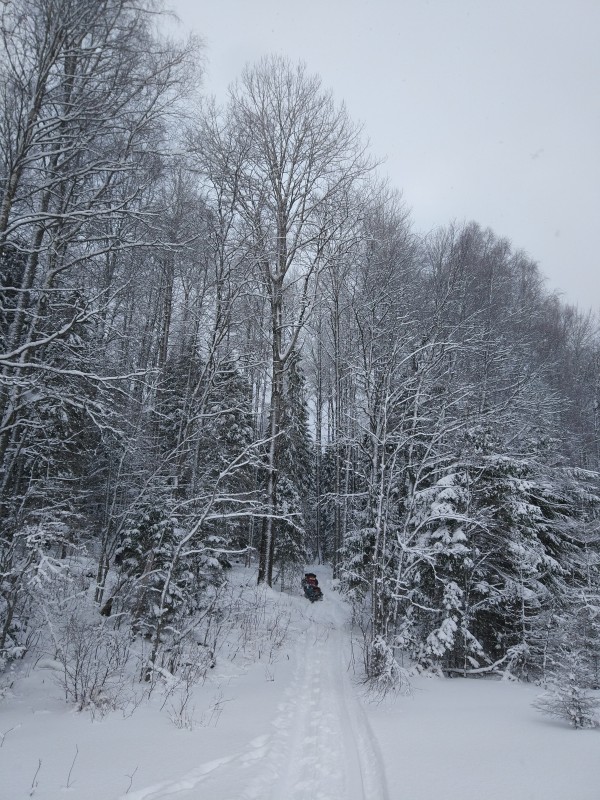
[199,56,371,585]
[0,0,198,527]
[0,0,199,659]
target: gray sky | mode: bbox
[169,0,600,310]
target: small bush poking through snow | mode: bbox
[534,672,599,729]
[55,614,134,714]
[365,635,411,697]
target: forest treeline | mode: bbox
[1,0,599,695]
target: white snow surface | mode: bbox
[2,565,600,799]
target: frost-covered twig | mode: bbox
[29,759,42,797]
[124,766,138,795]
[0,725,20,748]
[65,744,78,788]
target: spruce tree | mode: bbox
[274,351,314,585]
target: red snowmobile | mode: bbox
[301,572,323,602]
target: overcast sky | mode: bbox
[169,0,599,310]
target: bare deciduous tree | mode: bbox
[202,56,372,585]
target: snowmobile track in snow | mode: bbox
[123,583,389,800]
[232,589,390,800]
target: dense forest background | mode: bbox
[1,0,599,699]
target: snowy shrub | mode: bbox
[226,583,291,663]
[534,644,600,729]
[364,635,410,696]
[55,615,134,714]
[0,528,92,674]
[159,636,216,685]
[534,674,599,729]
[0,526,67,666]
[157,642,217,730]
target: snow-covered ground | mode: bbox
[2,566,600,799]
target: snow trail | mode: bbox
[243,610,388,799]
[123,570,389,800]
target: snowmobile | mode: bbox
[301,572,323,602]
